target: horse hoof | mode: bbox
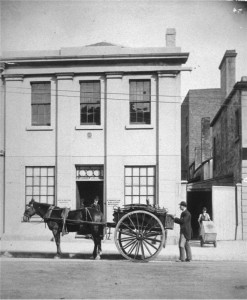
[95,256,101,260]
[54,255,61,259]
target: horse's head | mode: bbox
[23,199,36,222]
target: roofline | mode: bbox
[210,81,247,127]
[1,52,190,64]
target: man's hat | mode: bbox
[179,201,187,207]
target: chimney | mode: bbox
[166,28,176,47]
[219,50,237,98]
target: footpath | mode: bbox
[0,238,247,261]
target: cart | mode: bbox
[107,204,174,262]
[200,220,217,247]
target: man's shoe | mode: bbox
[185,258,191,262]
[176,259,185,262]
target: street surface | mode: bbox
[1,259,247,299]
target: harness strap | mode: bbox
[61,207,70,236]
[85,207,93,222]
[44,205,55,220]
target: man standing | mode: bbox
[173,201,192,262]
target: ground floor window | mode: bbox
[25,166,55,205]
[125,166,155,205]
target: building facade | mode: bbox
[0,29,190,240]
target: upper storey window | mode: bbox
[80,81,101,125]
[31,82,51,126]
[129,80,151,124]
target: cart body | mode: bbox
[200,221,217,247]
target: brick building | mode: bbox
[181,50,247,240]
[181,88,224,180]
[0,29,190,240]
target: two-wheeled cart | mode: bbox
[200,220,217,247]
[107,204,174,262]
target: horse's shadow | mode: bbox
[1,251,124,260]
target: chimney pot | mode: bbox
[166,28,176,47]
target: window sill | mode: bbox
[26,126,54,131]
[125,124,154,130]
[75,125,103,130]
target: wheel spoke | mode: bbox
[134,241,140,259]
[121,222,136,234]
[136,213,140,231]
[144,237,162,244]
[145,232,162,238]
[144,238,159,250]
[120,236,136,242]
[119,229,137,238]
[140,241,145,260]
[127,240,138,255]
[143,240,153,256]
[128,215,137,230]
[122,238,137,250]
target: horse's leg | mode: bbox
[52,226,62,258]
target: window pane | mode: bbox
[33,168,40,176]
[140,177,146,185]
[48,168,54,176]
[133,196,139,203]
[148,187,154,195]
[33,177,39,185]
[41,186,47,195]
[26,168,33,176]
[140,186,146,195]
[133,177,139,185]
[48,177,54,186]
[148,177,154,185]
[133,168,139,176]
[148,168,154,176]
[133,186,139,195]
[41,168,47,176]
[140,196,147,204]
[33,187,39,195]
[47,196,54,205]
[125,177,132,185]
[125,168,132,176]
[48,187,54,195]
[26,187,33,195]
[125,187,132,195]
[26,177,33,186]
[125,196,132,205]
[140,168,146,176]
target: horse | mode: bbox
[23,199,104,259]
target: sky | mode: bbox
[1,0,247,97]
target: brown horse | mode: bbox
[23,199,104,259]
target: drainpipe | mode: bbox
[55,77,58,205]
[156,74,159,206]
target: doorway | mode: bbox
[187,191,212,239]
[76,181,104,213]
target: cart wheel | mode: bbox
[114,210,165,262]
[214,241,217,248]
[200,240,204,247]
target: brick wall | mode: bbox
[181,89,224,179]
[212,91,242,183]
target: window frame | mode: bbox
[25,166,55,207]
[124,166,156,205]
[80,81,101,125]
[31,82,51,126]
[129,80,151,125]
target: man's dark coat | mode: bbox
[174,209,192,240]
